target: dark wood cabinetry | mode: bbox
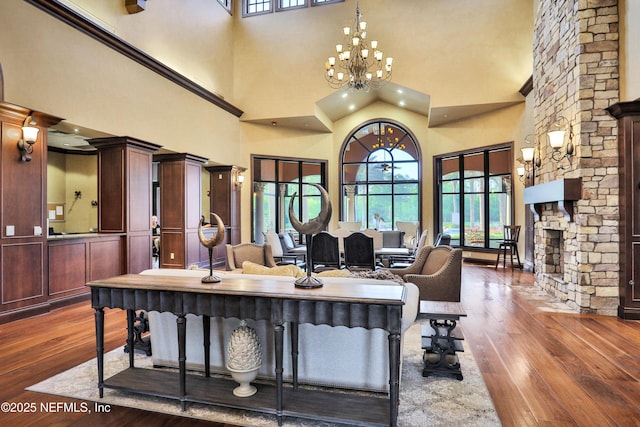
[155,153,207,269]
[0,103,62,323]
[608,100,640,319]
[206,165,244,268]
[89,137,161,274]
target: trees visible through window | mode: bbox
[435,144,513,249]
[340,121,421,231]
[251,155,327,243]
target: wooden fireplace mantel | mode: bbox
[524,178,582,222]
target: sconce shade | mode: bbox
[548,130,565,149]
[517,166,525,177]
[22,126,39,143]
[237,174,245,184]
[521,147,535,162]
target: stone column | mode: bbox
[254,182,266,243]
[344,185,357,221]
[279,183,287,231]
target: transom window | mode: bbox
[435,144,513,249]
[243,0,342,17]
[340,120,421,231]
[216,0,232,14]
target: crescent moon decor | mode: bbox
[289,183,332,289]
[198,212,226,283]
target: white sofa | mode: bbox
[140,268,419,392]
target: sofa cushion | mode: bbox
[242,261,304,277]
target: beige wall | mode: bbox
[233,0,533,120]
[241,101,525,246]
[0,1,242,165]
[46,152,98,233]
[13,0,636,250]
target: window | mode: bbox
[251,155,327,243]
[244,0,272,16]
[277,0,307,11]
[435,144,513,249]
[216,0,232,14]
[340,120,421,231]
[243,0,341,16]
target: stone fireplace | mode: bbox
[530,0,620,315]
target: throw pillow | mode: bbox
[242,261,305,278]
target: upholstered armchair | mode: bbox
[225,243,277,271]
[386,245,462,302]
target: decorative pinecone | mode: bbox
[227,320,263,371]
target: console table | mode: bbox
[87,274,407,426]
[417,300,467,380]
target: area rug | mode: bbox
[27,323,500,426]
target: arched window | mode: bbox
[340,120,421,230]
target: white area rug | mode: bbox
[27,323,500,426]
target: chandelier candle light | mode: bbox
[325,2,393,91]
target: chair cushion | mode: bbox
[421,248,452,275]
[265,230,283,257]
[280,233,295,250]
[242,261,304,277]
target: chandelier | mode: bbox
[324,2,393,91]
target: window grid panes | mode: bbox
[341,121,421,230]
[436,145,513,249]
[245,0,271,15]
[217,0,232,13]
[244,0,341,16]
[278,0,306,10]
[252,156,327,244]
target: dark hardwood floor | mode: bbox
[1,265,639,426]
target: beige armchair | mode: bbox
[386,245,462,302]
[225,243,277,271]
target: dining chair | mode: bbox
[343,232,376,270]
[495,225,522,269]
[310,231,341,272]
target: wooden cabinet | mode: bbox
[155,153,208,269]
[608,100,640,319]
[0,103,62,323]
[88,137,161,274]
[206,165,244,268]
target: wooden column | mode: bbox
[607,100,640,319]
[88,136,161,274]
[206,165,244,268]
[156,153,208,269]
[0,102,62,322]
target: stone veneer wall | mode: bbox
[532,0,619,315]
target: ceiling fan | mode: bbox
[379,163,399,173]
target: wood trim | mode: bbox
[0,62,3,102]
[24,0,244,118]
[607,100,640,118]
[519,75,533,97]
[523,178,582,222]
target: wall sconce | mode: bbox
[547,116,574,169]
[519,134,540,183]
[18,115,40,162]
[235,172,245,188]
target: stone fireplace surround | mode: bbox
[530,0,620,316]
